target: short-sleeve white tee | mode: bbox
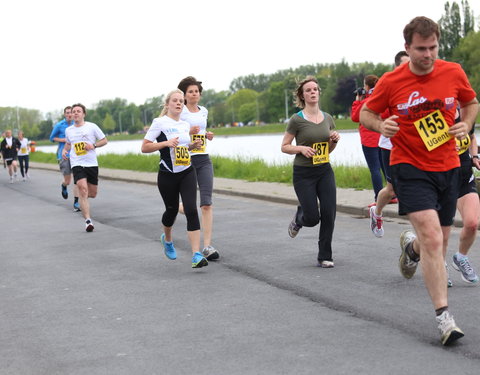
[65,122,106,167]
[144,116,192,173]
[180,105,209,155]
[18,138,29,156]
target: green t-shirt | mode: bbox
[286,111,336,167]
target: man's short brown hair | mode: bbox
[403,16,440,45]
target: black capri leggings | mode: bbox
[157,166,200,231]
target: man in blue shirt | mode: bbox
[49,106,80,211]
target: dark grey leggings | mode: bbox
[293,164,337,262]
[157,166,200,231]
[191,154,213,207]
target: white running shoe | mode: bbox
[369,206,384,238]
[436,311,464,346]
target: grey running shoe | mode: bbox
[399,230,418,279]
[288,216,301,238]
[452,253,479,284]
[445,262,453,288]
[369,206,384,238]
[202,245,220,261]
[436,311,464,346]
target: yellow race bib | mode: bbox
[456,134,471,155]
[74,142,87,156]
[191,134,206,153]
[413,110,452,151]
[312,142,329,164]
[174,146,191,166]
[21,147,27,154]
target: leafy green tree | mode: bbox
[439,0,475,60]
[225,89,258,124]
[230,74,272,92]
[142,96,164,124]
[209,102,228,127]
[263,81,288,123]
[38,119,53,140]
[25,124,41,140]
[452,30,480,95]
[238,102,257,123]
[102,113,116,134]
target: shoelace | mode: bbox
[459,258,474,275]
[376,217,383,229]
[437,314,455,331]
[405,258,417,267]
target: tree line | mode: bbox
[1,1,477,140]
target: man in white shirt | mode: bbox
[62,103,108,232]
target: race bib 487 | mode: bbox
[312,142,329,164]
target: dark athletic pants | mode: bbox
[293,163,336,262]
[18,155,29,177]
[157,166,200,231]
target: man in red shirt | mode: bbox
[360,16,479,345]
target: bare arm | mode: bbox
[452,98,480,138]
[329,131,340,152]
[85,137,108,151]
[360,103,400,138]
[469,133,480,170]
[281,132,316,158]
[61,142,71,160]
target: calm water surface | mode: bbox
[37,132,366,166]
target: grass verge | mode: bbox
[30,151,375,190]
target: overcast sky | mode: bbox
[1,0,478,115]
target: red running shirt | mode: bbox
[365,60,476,171]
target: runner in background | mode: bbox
[63,103,108,232]
[448,110,479,285]
[50,106,81,211]
[368,51,410,237]
[0,129,20,183]
[178,76,219,261]
[17,131,30,181]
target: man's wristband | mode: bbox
[93,143,97,149]
[472,155,478,159]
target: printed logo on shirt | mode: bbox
[397,91,428,115]
[445,97,456,110]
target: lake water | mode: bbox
[37,132,367,166]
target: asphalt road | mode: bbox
[1,168,479,375]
